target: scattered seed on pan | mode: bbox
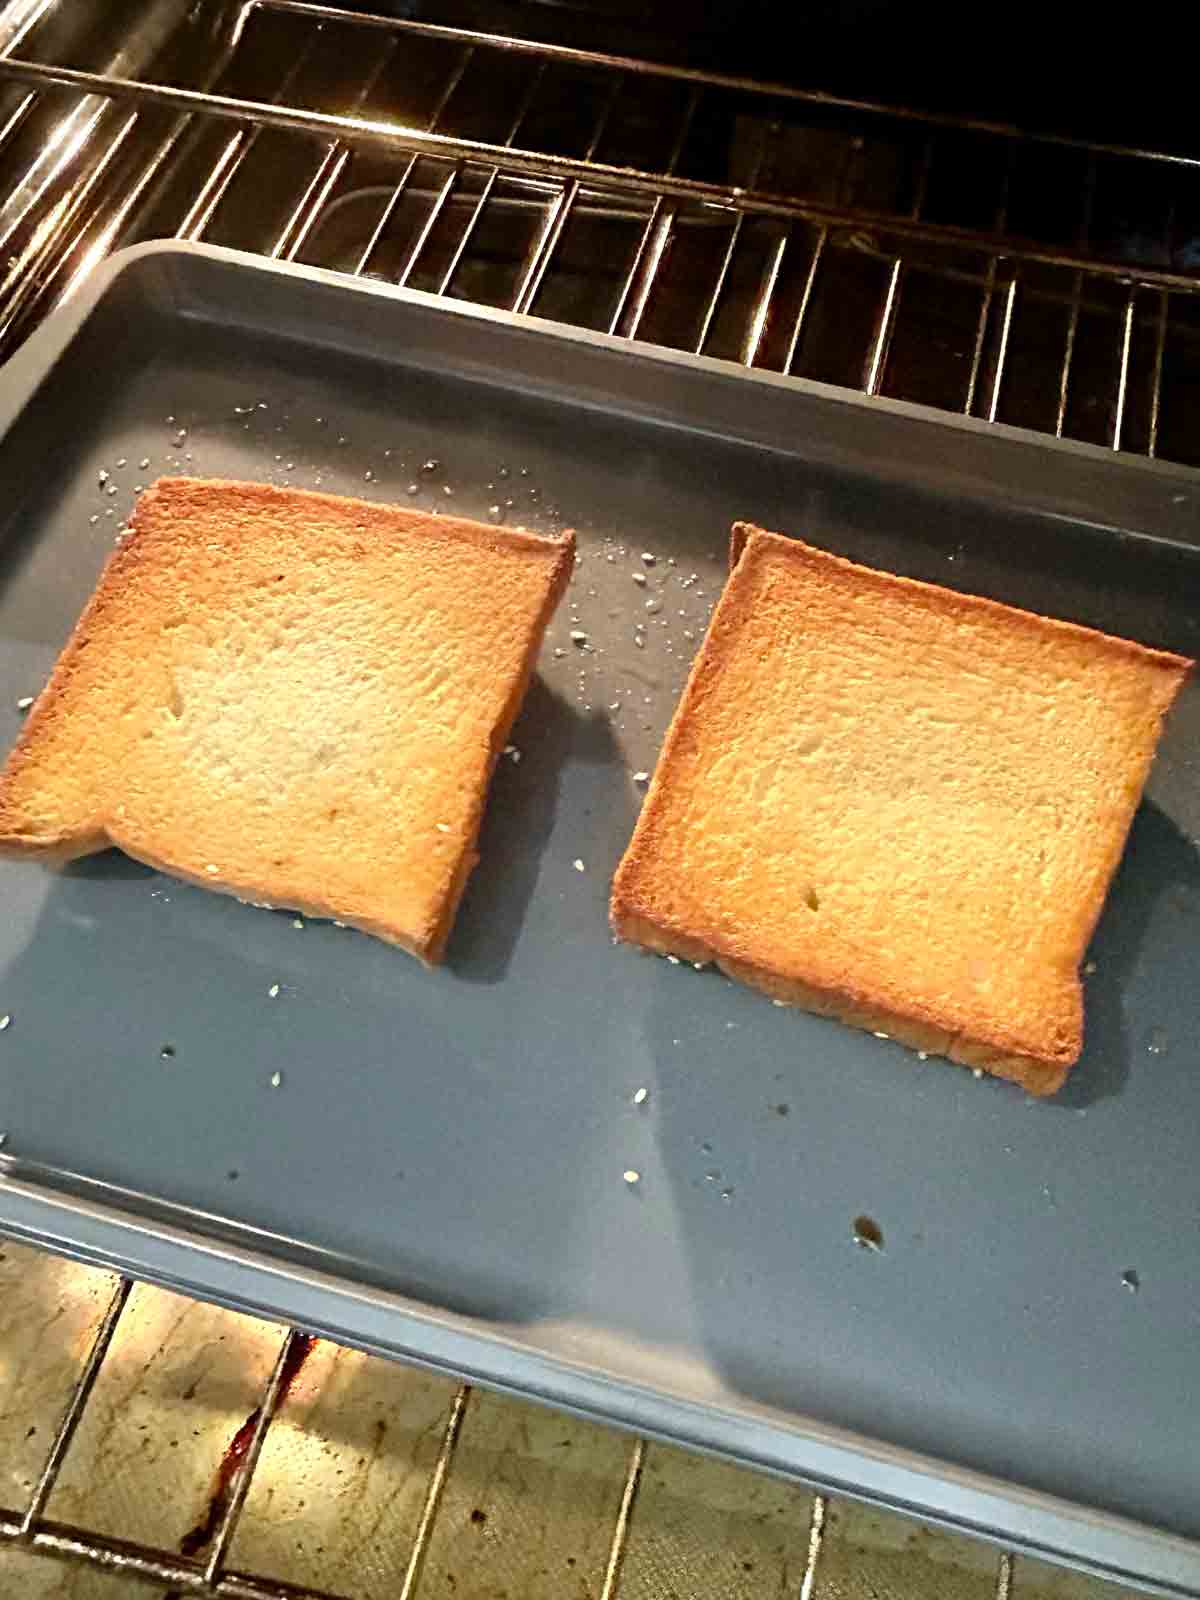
[292,918,304,929]
[570,629,589,645]
[632,1087,648,1105]
[0,1014,10,1031]
[270,1070,283,1088]
[267,983,280,998]
[632,771,649,784]
[623,1169,640,1186]
[665,954,681,965]
[573,859,585,873]
[15,696,33,711]
[160,1044,175,1059]
[640,552,655,565]
[632,572,647,586]
[504,745,521,763]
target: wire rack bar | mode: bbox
[16,1275,131,1536]
[396,162,456,288]
[996,1550,1015,1598]
[694,211,743,354]
[255,0,1200,174]
[1111,285,1136,452]
[798,1491,827,1600]
[620,199,675,340]
[1,52,1198,303]
[201,1329,314,1585]
[742,223,789,366]
[1,1507,348,1599]
[783,225,826,376]
[397,1382,470,1600]
[1055,270,1082,438]
[1148,288,1169,458]
[865,256,902,395]
[598,1435,645,1600]
[987,274,1017,423]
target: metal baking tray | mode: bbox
[1,243,1198,1596]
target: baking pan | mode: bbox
[0,243,1198,1595]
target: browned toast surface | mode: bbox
[0,477,574,961]
[612,525,1192,1094]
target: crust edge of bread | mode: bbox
[609,896,1074,1096]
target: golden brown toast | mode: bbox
[0,477,574,963]
[611,525,1192,1094]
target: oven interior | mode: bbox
[0,0,1193,1596]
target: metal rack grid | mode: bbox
[0,0,1193,460]
[0,1255,1022,1600]
[0,2,1190,1596]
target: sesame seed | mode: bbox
[665,954,681,965]
[15,695,33,711]
[570,629,588,645]
[0,1014,10,1031]
[504,745,521,763]
[573,858,585,872]
[640,552,655,565]
[972,1067,985,1079]
[632,770,650,784]
[267,983,280,998]
[205,864,219,875]
[633,1087,648,1105]
[917,1051,929,1061]
[435,822,449,833]
[623,1169,640,1185]
[772,998,786,1007]
[632,572,647,586]
[873,1031,890,1040]
[270,1070,283,1088]
[292,918,304,929]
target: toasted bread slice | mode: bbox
[0,478,574,962]
[612,526,1191,1094]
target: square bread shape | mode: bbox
[0,478,574,962]
[611,525,1191,1094]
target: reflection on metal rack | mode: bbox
[0,0,1194,461]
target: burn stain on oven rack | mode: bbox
[174,1330,318,1569]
